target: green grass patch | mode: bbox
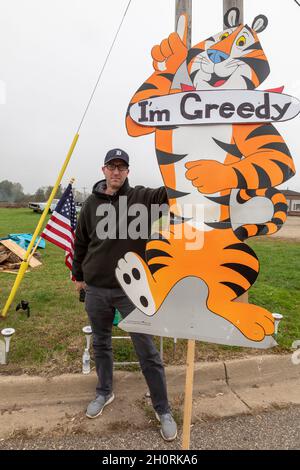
[248,238,300,349]
[0,208,299,376]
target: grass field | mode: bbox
[0,208,299,376]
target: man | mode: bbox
[72,148,177,442]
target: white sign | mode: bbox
[130,90,300,126]
[119,277,277,349]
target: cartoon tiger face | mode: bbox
[187,8,270,91]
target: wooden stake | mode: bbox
[182,339,195,450]
[27,237,42,264]
[175,0,195,451]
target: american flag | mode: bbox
[41,184,77,271]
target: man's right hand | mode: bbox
[75,281,86,293]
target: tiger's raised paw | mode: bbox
[115,252,156,316]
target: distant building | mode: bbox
[282,190,300,216]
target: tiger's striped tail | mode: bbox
[234,188,288,241]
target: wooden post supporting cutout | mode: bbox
[175,0,196,451]
[180,0,245,450]
[182,339,195,449]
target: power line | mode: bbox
[76,0,133,133]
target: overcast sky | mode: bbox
[0,0,299,194]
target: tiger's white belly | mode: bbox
[171,124,233,231]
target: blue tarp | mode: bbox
[7,233,46,250]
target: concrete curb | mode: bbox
[0,354,299,439]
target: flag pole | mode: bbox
[26,167,73,268]
[1,133,79,318]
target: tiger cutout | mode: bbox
[116,8,296,342]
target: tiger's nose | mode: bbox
[207,49,229,64]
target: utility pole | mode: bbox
[224,1,248,304]
[82,187,87,201]
[223,0,244,26]
[175,0,192,48]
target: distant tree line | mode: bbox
[0,180,88,203]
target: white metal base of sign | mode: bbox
[119,277,277,349]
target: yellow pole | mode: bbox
[1,133,79,318]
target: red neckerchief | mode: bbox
[180,83,285,93]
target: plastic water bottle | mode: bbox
[82,348,90,374]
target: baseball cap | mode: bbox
[104,148,129,166]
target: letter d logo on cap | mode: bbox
[116,150,121,156]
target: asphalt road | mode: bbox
[1,405,299,451]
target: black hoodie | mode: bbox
[72,178,167,288]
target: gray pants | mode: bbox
[85,284,170,415]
